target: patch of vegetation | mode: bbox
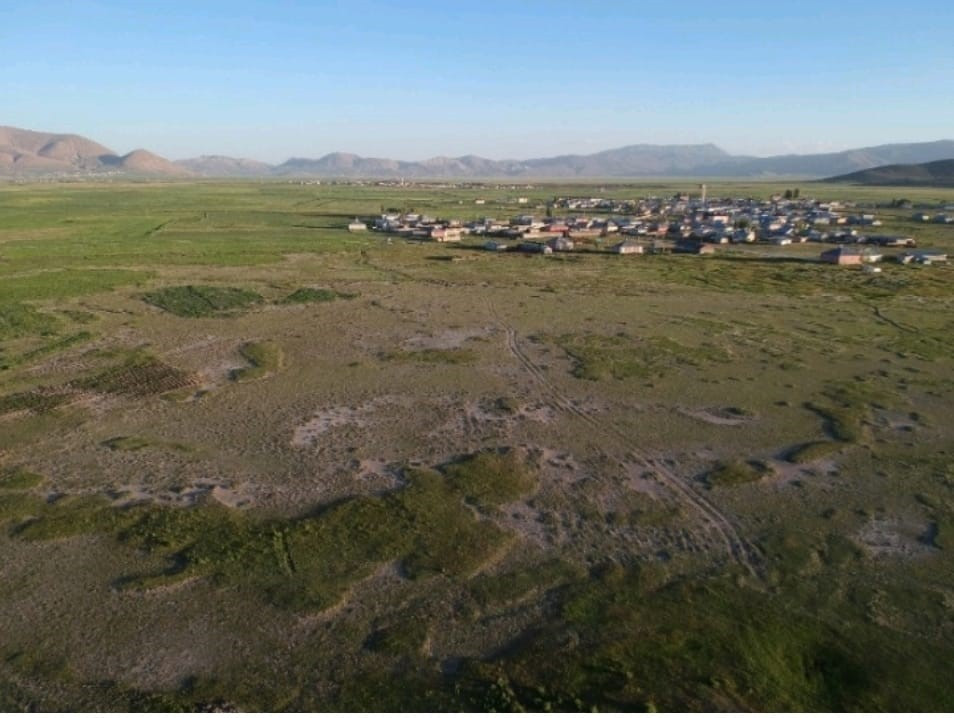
[556,333,726,381]
[388,465,514,581]
[806,403,865,443]
[9,450,537,611]
[0,650,198,712]
[3,649,72,685]
[0,388,73,416]
[441,448,538,510]
[2,350,191,413]
[758,526,828,580]
[0,467,44,490]
[141,285,263,317]
[11,331,94,368]
[0,492,47,523]
[706,459,773,487]
[884,331,951,361]
[279,287,357,304]
[13,494,138,540]
[378,348,476,364]
[450,568,954,712]
[469,559,583,608]
[231,341,284,382]
[805,380,888,444]
[364,618,430,657]
[785,441,842,463]
[493,396,521,414]
[0,303,59,341]
[73,352,195,396]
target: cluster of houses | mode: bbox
[550,194,922,246]
[820,246,947,267]
[913,212,954,224]
[349,192,949,267]
[353,213,466,242]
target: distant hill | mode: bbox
[105,149,191,176]
[699,141,954,178]
[4,124,954,180]
[176,155,274,177]
[0,126,115,173]
[0,126,190,177]
[825,158,954,186]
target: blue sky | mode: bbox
[3,0,952,162]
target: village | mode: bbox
[351,190,949,266]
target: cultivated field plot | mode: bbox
[1,181,953,710]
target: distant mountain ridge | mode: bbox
[825,158,954,187]
[3,124,954,180]
[184,139,954,178]
[176,154,274,177]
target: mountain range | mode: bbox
[3,125,954,180]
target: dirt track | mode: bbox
[486,298,763,577]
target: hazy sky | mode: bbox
[3,0,953,162]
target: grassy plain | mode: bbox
[0,179,953,710]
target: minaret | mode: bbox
[700,183,707,209]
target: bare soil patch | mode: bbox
[857,516,940,560]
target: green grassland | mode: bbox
[0,179,953,710]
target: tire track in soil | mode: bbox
[487,299,762,577]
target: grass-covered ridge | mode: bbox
[785,440,842,463]
[231,341,284,382]
[8,449,537,611]
[706,459,773,487]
